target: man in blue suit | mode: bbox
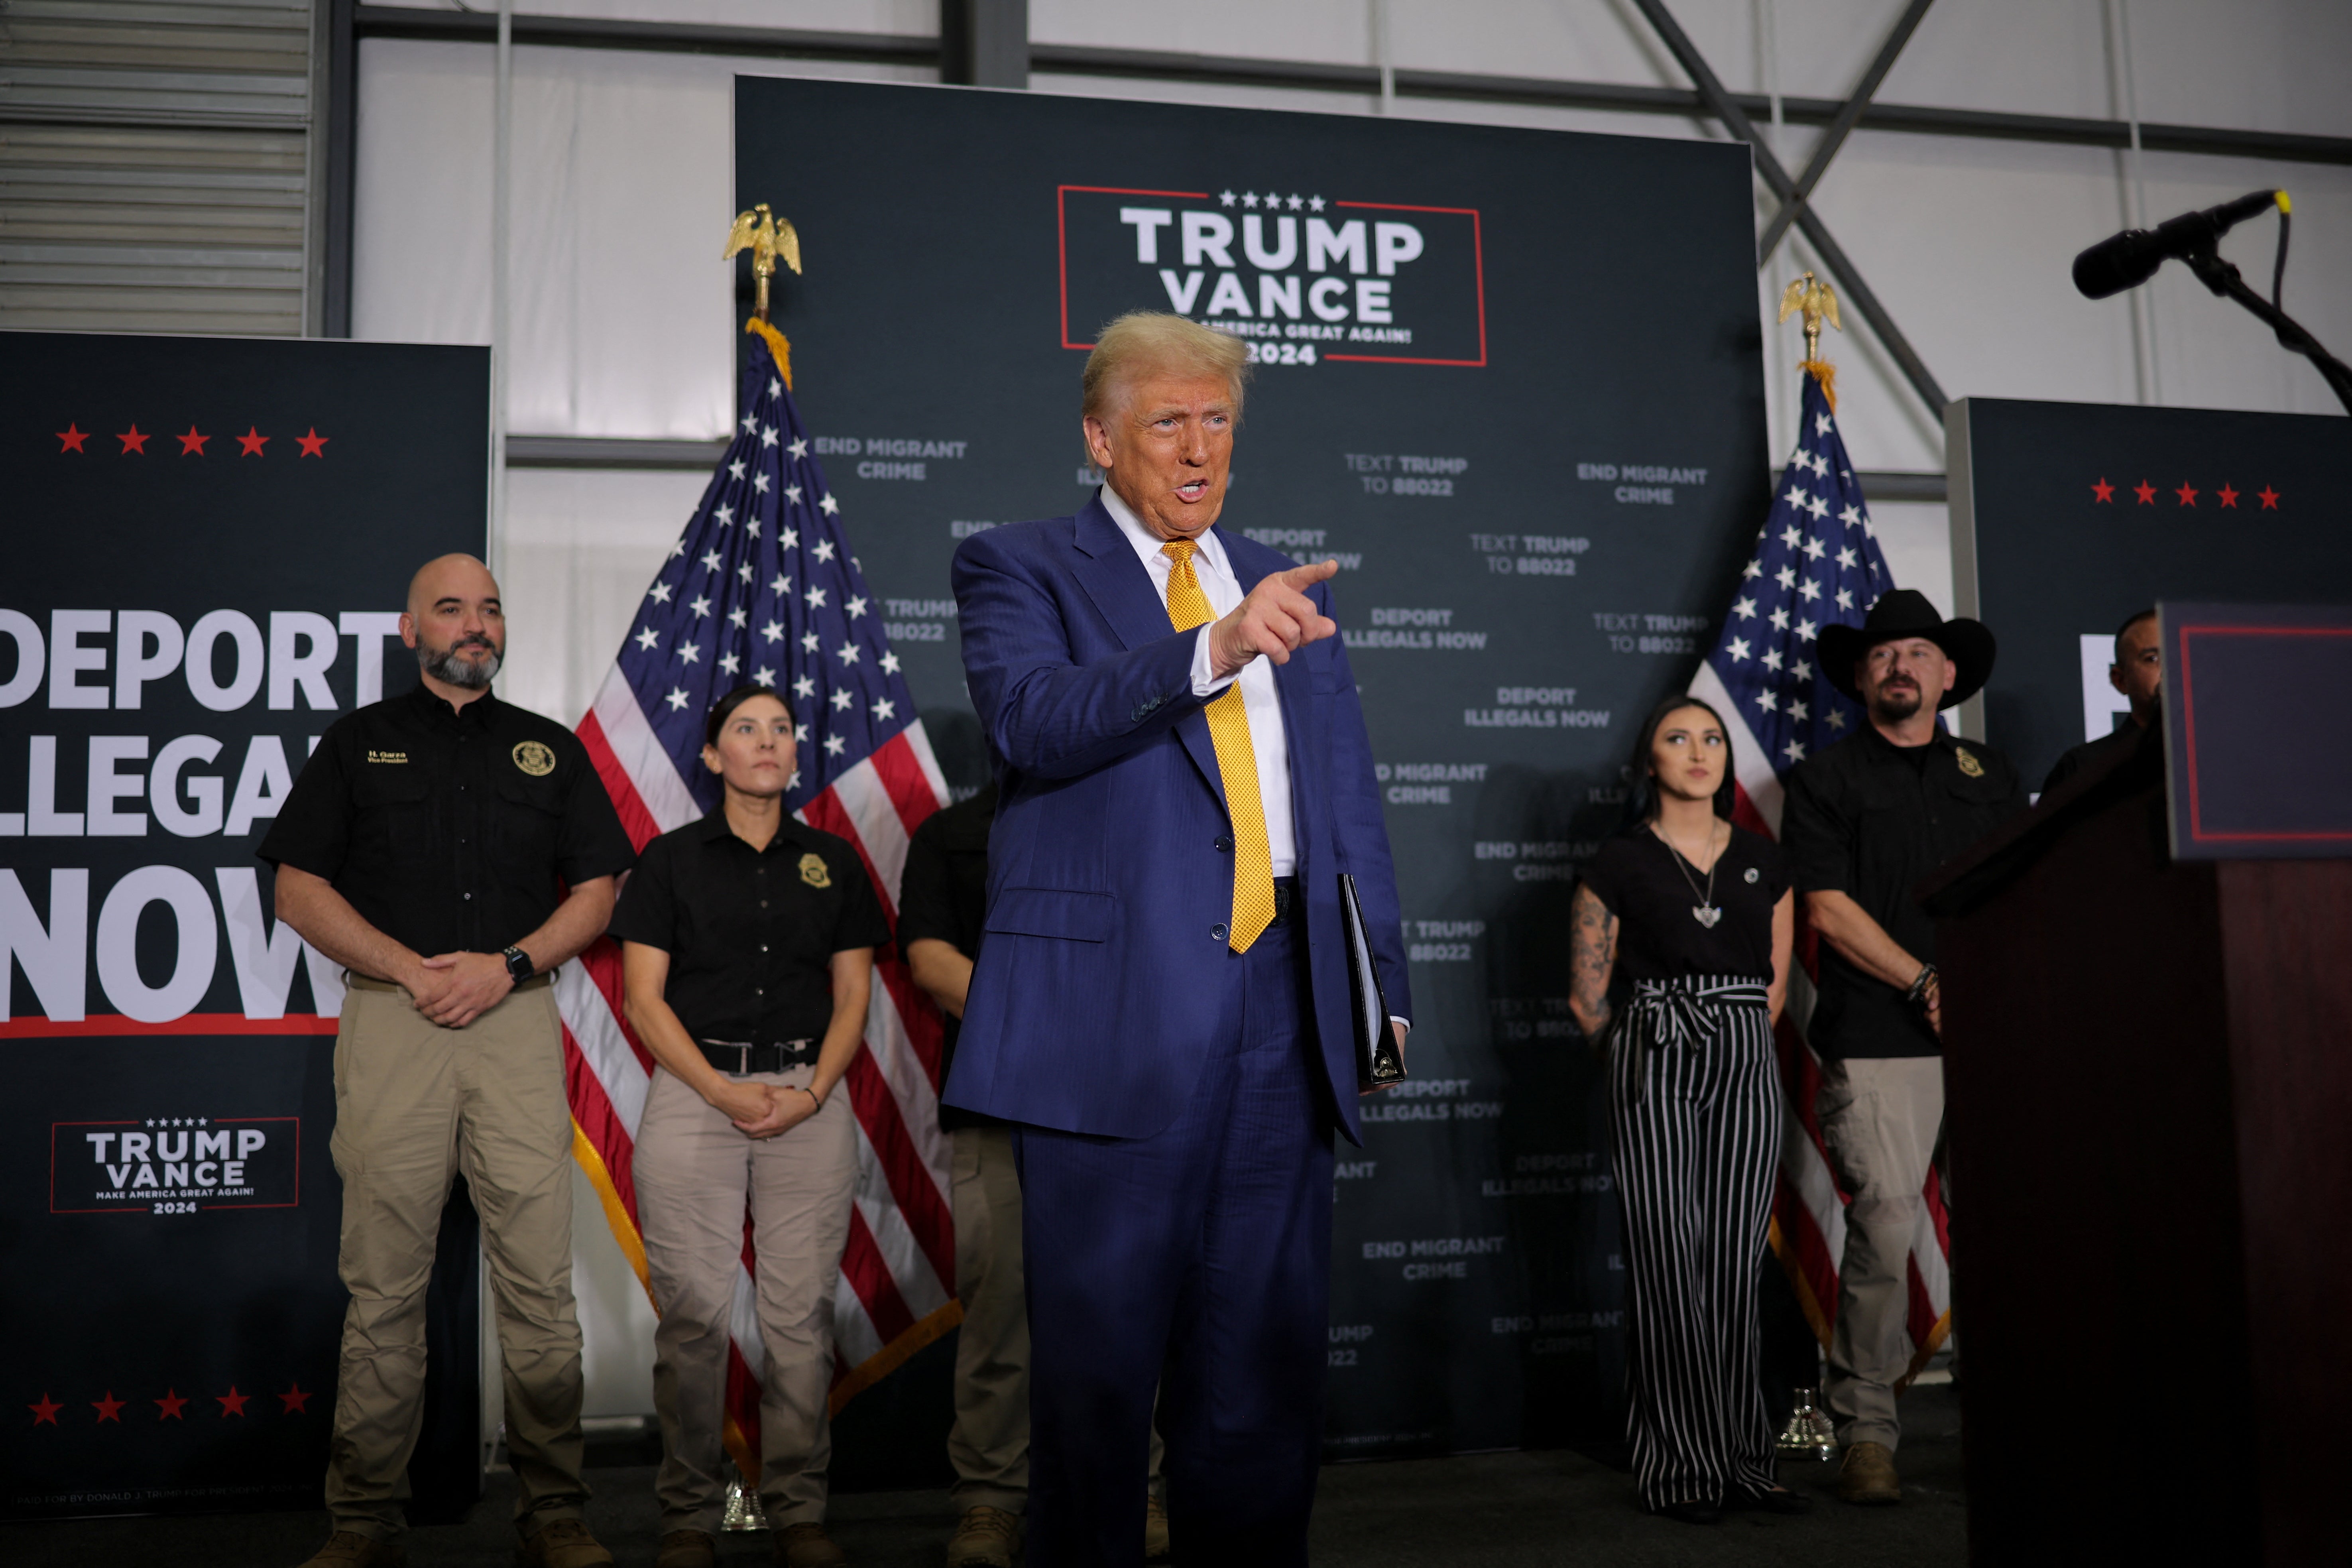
[944,312,1410,1566]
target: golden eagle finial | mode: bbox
[723,203,802,322]
[1777,271,1842,366]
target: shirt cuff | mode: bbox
[1190,624,1239,698]
[1388,1015,1411,1034]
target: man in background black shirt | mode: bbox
[1782,589,2026,1508]
[261,554,634,1568]
[900,782,1167,1566]
[2042,608,2161,795]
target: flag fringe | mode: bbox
[827,1299,964,1417]
[746,317,794,390]
[1766,1211,1835,1353]
[1799,358,1837,411]
[570,1120,653,1295]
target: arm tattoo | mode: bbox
[1569,884,1618,1036]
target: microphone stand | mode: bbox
[2179,243,2352,416]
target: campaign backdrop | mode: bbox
[738,78,1772,1455]
[0,332,488,1517]
[1949,397,2352,789]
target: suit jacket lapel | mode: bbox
[1070,496,1227,809]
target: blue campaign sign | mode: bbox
[2161,601,2352,860]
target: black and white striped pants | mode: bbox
[1609,976,1782,1510]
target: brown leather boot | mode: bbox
[776,1521,850,1566]
[1837,1440,1902,1504]
[656,1529,718,1568]
[945,1505,1020,1568]
[1144,1492,1171,1561]
[295,1532,406,1568]
[516,1517,616,1567]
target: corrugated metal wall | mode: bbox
[0,0,319,334]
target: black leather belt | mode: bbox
[1271,877,1300,924]
[698,1039,818,1074]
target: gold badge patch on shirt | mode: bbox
[799,852,831,889]
[1954,746,1985,779]
[511,740,556,777]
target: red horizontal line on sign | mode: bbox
[1332,199,1482,215]
[1057,185,1211,199]
[1325,353,1488,366]
[0,1014,338,1039]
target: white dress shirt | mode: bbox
[1099,485,1299,878]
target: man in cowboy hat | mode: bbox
[1781,588,2026,1506]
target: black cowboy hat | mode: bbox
[1818,588,1997,710]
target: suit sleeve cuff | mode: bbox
[1190,625,1238,698]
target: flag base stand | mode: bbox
[1775,1387,1839,1460]
[722,1478,770,1532]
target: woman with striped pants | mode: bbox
[1569,694,1802,1526]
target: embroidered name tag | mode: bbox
[366,750,408,765]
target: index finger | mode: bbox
[1278,559,1340,588]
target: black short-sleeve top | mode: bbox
[609,809,891,1045]
[1579,822,1788,982]
[257,685,635,956]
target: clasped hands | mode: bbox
[1208,559,1341,680]
[708,1078,821,1140]
[404,950,514,1029]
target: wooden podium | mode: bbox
[1921,729,2352,1564]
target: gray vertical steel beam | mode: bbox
[322,0,358,336]
[941,0,1028,88]
[1757,0,1935,263]
[1627,0,1950,417]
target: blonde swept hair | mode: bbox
[1082,311,1251,422]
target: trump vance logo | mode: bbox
[52,1115,301,1215]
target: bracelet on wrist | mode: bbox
[1904,964,1939,1005]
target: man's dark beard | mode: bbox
[421,639,501,690]
[1868,682,1923,722]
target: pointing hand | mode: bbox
[1210,560,1341,678]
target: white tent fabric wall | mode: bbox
[348,0,2350,1422]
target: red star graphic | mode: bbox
[2091,477,2114,503]
[92,1391,125,1423]
[237,427,269,456]
[29,1394,62,1426]
[278,1383,313,1415]
[155,1389,188,1420]
[2258,485,2281,510]
[117,425,149,455]
[2133,480,2157,505]
[2216,483,2239,508]
[295,427,329,458]
[216,1385,250,1417]
[57,423,89,454]
[177,425,210,456]
[2175,481,2198,506]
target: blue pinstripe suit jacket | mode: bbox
[939,495,1410,1144]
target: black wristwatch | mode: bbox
[502,946,535,984]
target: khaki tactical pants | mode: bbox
[947,1121,1163,1513]
[1817,1054,1946,1453]
[635,1062,857,1533]
[326,975,588,1539]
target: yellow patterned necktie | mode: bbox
[1162,539,1278,952]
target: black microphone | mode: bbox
[2073,190,2283,299]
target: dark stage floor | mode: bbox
[6,1385,1966,1567]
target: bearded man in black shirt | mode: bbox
[1780,589,2026,1507]
[261,554,635,1568]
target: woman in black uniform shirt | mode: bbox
[612,685,890,1568]
[1569,694,1799,1525]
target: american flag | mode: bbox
[1685,368,1954,1384]
[559,324,954,1480]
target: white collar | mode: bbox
[1098,484,1231,578]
